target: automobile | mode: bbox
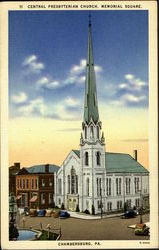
[134,223,149,236]
[59,210,70,219]
[121,209,137,219]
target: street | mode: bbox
[17,213,150,240]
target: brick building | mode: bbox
[16,164,59,209]
[9,162,21,196]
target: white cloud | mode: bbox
[94,65,103,73]
[70,59,86,74]
[18,97,47,116]
[121,94,146,103]
[22,55,45,74]
[64,59,102,86]
[11,92,28,104]
[64,97,80,107]
[36,76,60,89]
[119,74,147,91]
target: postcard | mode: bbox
[0,1,158,249]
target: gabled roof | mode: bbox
[72,149,80,158]
[105,152,148,173]
[71,150,148,173]
[25,164,60,174]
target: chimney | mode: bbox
[133,150,137,161]
[45,164,49,173]
[14,162,20,170]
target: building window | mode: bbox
[106,178,111,196]
[86,200,89,210]
[126,199,131,209]
[116,178,122,195]
[97,200,101,209]
[67,175,70,193]
[70,167,78,194]
[31,179,34,189]
[71,175,75,194]
[135,198,140,208]
[49,178,53,187]
[49,193,53,204]
[97,126,99,139]
[107,202,112,211]
[42,179,45,187]
[22,179,25,189]
[85,127,87,139]
[126,177,131,194]
[26,179,29,189]
[86,178,89,196]
[134,177,140,193]
[117,200,122,210]
[35,179,38,189]
[58,178,62,195]
[96,151,101,166]
[41,193,45,204]
[17,179,19,188]
[97,178,102,196]
[20,179,22,188]
[90,125,94,138]
[58,198,61,205]
[85,152,89,166]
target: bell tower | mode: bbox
[80,15,106,213]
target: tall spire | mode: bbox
[83,15,99,124]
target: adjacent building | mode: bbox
[16,164,59,209]
[9,162,21,196]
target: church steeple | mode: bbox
[83,15,99,124]
[81,15,105,146]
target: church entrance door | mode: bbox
[67,195,78,211]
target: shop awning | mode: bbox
[30,196,38,202]
[16,195,22,200]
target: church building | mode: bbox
[55,18,149,214]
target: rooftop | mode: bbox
[72,150,148,173]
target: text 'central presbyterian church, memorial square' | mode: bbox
[15,18,149,214]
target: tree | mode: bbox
[61,203,65,210]
[92,204,95,215]
[76,204,80,212]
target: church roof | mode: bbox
[25,164,60,173]
[83,18,99,124]
[72,150,148,173]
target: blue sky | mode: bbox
[9,10,148,121]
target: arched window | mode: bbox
[85,152,89,166]
[90,126,94,138]
[67,175,70,193]
[86,178,89,196]
[97,126,99,139]
[85,127,87,139]
[70,167,78,194]
[96,151,101,165]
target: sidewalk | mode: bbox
[69,211,123,220]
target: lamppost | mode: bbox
[138,190,143,224]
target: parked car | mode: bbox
[134,223,149,236]
[121,209,137,219]
[59,210,70,219]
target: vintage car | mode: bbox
[59,210,70,219]
[134,223,149,236]
[121,209,137,219]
